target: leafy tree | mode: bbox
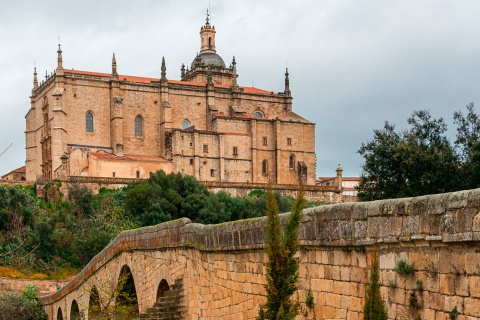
[0,185,37,231]
[454,102,480,163]
[454,103,480,189]
[258,188,306,320]
[358,110,459,200]
[363,248,388,320]
[67,184,97,216]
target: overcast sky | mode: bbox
[1,0,480,177]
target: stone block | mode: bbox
[463,297,480,317]
[349,296,363,312]
[367,216,389,238]
[473,212,480,232]
[444,295,463,314]
[455,208,477,233]
[448,190,469,210]
[354,221,367,239]
[388,287,406,305]
[469,276,480,298]
[427,193,448,215]
[350,267,367,284]
[455,275,470,297]
[352,202,368,220]
[380,252,396,270]
[439,274,455,295]
[388,216,404,236]
[440,213,455,234]
[347,310,360,320]
[367,200,383,217]
[422,308,436,319]
[424,292,444,311]
[403,215,420,237]
[467,188,480,208]
[409,195,429,215]
[419,214,440,235]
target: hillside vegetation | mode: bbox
[0,171,322,278]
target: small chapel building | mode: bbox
[25,18,317,186]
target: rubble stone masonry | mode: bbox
[39,188,480,319]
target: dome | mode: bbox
[191,52,226,69]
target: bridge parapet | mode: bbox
[39,188,480,319]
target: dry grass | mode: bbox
[0,266,77,280]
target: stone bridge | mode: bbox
[39,188,480,319]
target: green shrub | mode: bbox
[394,259,414,275]
[0,284,46,320]
[363,249,388,320]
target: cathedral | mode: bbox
[25,17,317,186]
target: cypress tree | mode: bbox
[363,248,388,320]
[258,188,306,320]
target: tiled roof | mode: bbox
[1,166,26,179]
[276,111,312,124]
[64,69,273,93]
[90,153,166,162]
[242,87,271,94]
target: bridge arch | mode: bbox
[115,264,139,319]
[156,264,172,301]
[70,299,81,320]
[156,279,170,300]
[56,307,63,320]
[88,285,101,318]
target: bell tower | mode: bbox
[200,9,216,53]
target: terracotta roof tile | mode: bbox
[1,166,26,178]
[276,111,312,124]
[64,70,274,93]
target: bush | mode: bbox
[0,284,46,320]
[394,259,414,275]
[363,249,388,320]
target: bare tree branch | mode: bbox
[0,143,12,157]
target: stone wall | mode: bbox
[35,177,341,202]
[39,188,480,319]
[0,277,69,296]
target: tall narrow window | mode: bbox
[135,116,143,136]
[86,112,94,132]
[262,160,268,175]
[287,137,292,146]
[289,154,296,170]
[262,137,268,146]
[233,146,238,156]
[203,144,208,153]
[210,169,215,177]
[136,171,140,178]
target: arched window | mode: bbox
[86,112,94,132]
[182,119,191,129]
[289,154,296,170]
[253,112,263,119]
[208,37,212,47]
[262,160,268,175]
[135,116,143,136]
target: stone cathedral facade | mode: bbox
[25,19,317,186]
